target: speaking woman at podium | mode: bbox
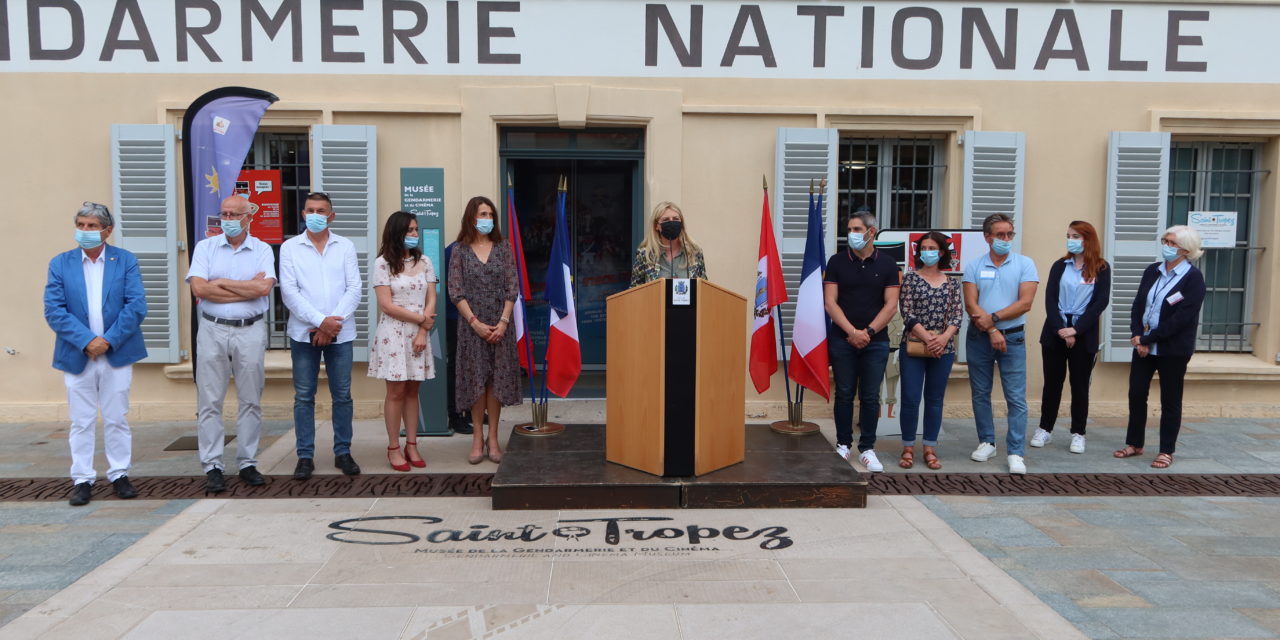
[629,202,708,287]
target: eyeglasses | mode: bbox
[990,232,1016,240]
[219,211,251,220]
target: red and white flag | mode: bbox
[749,185,788,393]
[505,185,534,372]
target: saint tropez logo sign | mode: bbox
[327,516,794,553]
[0,0,1268,83]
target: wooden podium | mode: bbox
[605,278,747,476]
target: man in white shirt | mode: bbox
[187,195,276,493]
[44,203,149,506]
[279,193,363,480]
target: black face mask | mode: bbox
[659,220,683,241]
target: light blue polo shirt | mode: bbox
[962,251,1040,330]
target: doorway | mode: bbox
[500,128,645,397]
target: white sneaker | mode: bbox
[1070,434,1086,454]
[858,450,884,473]
[971,442,998,462]
[1008,455,1027,475]
[835,444,851,460]
[1029,428,1052,448]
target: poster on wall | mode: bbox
[1188,211,1239,248]
[402,168,449,436]
[236,169,283,244]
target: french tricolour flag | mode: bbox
[543,189,581,397]
[749,186,788,394]
[505,185,535,373]
[788,190,831,400]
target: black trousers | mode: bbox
[1039,339,1097,434]
[1125,351,1190,455]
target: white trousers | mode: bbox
[196,316,267,472]
[64,357,133,484]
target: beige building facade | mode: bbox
[2,0,1279,422]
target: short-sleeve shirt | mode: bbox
[186,233,276,319]
[962,251,1039,330]
[824,248,901,342]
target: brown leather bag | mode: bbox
[906,331,940,358]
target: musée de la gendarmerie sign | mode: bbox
[1,0,1273,83]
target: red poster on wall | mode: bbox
[907,231,966,272]
[236,169,283,244]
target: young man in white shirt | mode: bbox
[279,193,363,480]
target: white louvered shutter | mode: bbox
[1103,131,1170,362]
[963,131,1026,250]
[774,128,838,343]
[112,124,179,363]
[311,125,378,361]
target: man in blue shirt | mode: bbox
[962,213,1039,474]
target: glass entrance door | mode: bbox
[500,128,644,397]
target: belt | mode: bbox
[202,311,264,327]
[1001,325,1025,335]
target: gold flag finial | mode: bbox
[809,178,814,195]
[558,175,567,192]
[762,175,768,190]
[507,173,512,188]
[819,176,827,194]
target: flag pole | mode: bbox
[518,174,567,436]
[765,176,794,409]
[508,175,539,403]
[771,176,822,435]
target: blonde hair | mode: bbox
[1163,225,1204,261]
[638,201,701,261]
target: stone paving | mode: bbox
[0,415,1276,639]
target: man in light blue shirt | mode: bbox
[962,213,1039,474]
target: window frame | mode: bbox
[836,135,946,248]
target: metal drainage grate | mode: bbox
[868,473,1280,497]
[0,474,493,502]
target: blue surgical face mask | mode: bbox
[76,229,104,250]
[403,234,420,250]
[1066,238,1084,255]
[475,218,495,235]
[847,232,867,251]
[919,250,940,267]
[992,239,1012,256]
[221,219,243,238]
[1161,244,1180,262]
[305,213,329,233]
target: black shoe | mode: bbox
[335,453,361,476]
[238,465,266,486]
[112,476,138,499]
[293,458,314,481]
[451,415,474,435]
[205,468,226,493]
[69,482,92,506]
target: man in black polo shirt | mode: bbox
[823,209,901,472]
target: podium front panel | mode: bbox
[662,279,697,476]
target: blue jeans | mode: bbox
[829,338,890,451]
[966,328,1029,455]
[290,338,354,459]
[899,351,955,447]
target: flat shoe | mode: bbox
[1113,445,1144,458]
[468,452,485,465]
[486,450,503,464]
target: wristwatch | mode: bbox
[990,312,1001,325]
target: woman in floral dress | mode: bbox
[448,196,520,464]
[368,211,437,471]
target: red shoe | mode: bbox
[387,445,410,472]
[404,441,426,468]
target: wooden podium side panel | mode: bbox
[693,282,747,475]
[606,282,665,475]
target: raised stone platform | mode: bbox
[491,423,866,509]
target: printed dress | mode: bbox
[448,242,521,409]
[368,255,437,381]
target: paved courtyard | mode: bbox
[0,414,1276,639]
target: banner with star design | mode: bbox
[181,87,278,250]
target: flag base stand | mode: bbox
[515,402,565,437]
[770,402,820,435]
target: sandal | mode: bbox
[387,445,410,472]
[1113,445,1144,458]
[923,448,942,470]
[1151,453,1173,469]
[404,440,425,468]
[898,448,914,469]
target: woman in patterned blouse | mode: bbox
[629,201,707,287]
[897,231,963,470]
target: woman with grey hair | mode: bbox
[1114,225,1206,469]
